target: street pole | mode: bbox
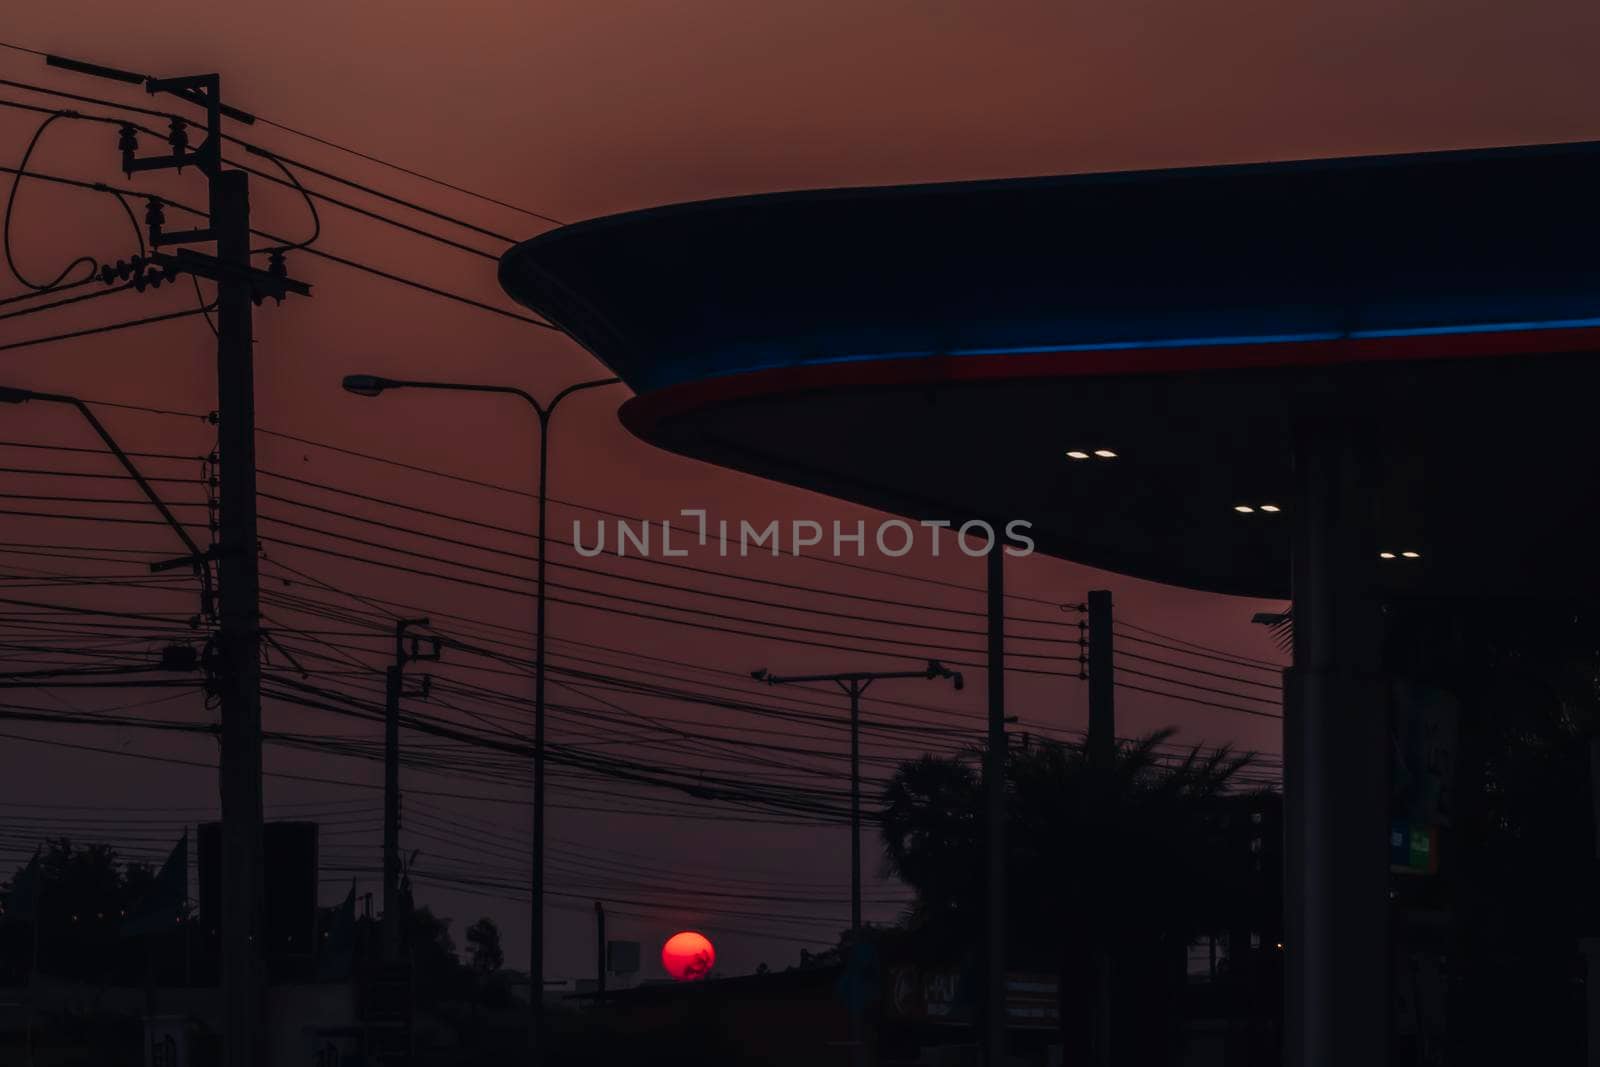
[28,848,40,1067]
[848,679,863,933]
[1087,590,1114,769]
[532,407,551,1052]
[753,659,963,1065]
[37,57,312,1066]
[595,901,607,1006]
[985,548,1007,1067]
[212,164,265,1067]
[1086,589,1114,1067]
[339,372,622,1061]
[383,662,401,959]
[384,618,436,963]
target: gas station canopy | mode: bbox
[501,140,1600,599]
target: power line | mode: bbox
[253,556,1094,745]
[0,162,552,328]
[0,300,216,353]
[2,410,1076,620]
[1,275,94,308]
[254,581,981,750]
[253,490,1070,644]
[1112,664,1280,707]
[251,114,564,227]
[254,467,1075,631]
[247,146,320,254]
[1115,618,1284,671]
[4,109,138,292]
[0,96,515,300]
[249,423,1078,611]
[1113,648,1282,692]
[0,439,207,461]
[0,64,563,228]
[0,279,135,322]
[26,396,210,420]
[259,528,1079,676]
[1114,680,1281,721]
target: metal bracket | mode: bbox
[262,631,309,678]
[150,544,234,574]
[150,249,311,302]
[154,227,216,246]
[396,618,441,667]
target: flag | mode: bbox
[2,848,41,923]
[121,834,187,937]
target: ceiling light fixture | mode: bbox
[1379,552,1397,560]
[1401,551,1420,559]
[1065,450,1090,460]
[1259,504,1281,513]
[1234,505,1254,513]
[1093,449,1117,459]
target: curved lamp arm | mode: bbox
[341,374,622,421]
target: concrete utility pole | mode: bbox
[384,619,438,962]
[985,548,1007,1067]
[752,659,963,1062]
[44,53,311,1066]
[212,161,266,1067]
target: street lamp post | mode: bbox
[341,372,621,1058]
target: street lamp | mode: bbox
[340,371,622,1055]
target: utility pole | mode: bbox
[1085,589,1114,1067]
[384,619,438,963]
[43,53,310,1067]
[1087,590,1114,769]
[212,156,266,1067]
[753,659,963,1062]
[594,902,607,1006]
[985,549,1007,1067]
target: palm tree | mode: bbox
[880,731,1256,1063]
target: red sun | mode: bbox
[662,930,715,981]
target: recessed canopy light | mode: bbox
[1093,449,1117,459]
[1234,505,1254,513]
[1259,504,1281,513]
[1401,551,1420,559]
[1379,552,1397,560]
[1065,450,1090,460]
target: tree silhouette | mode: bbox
[407,905,465,1007]
[0,838,162,985]
[465,916,504,974]
[881,731,1255,1062]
